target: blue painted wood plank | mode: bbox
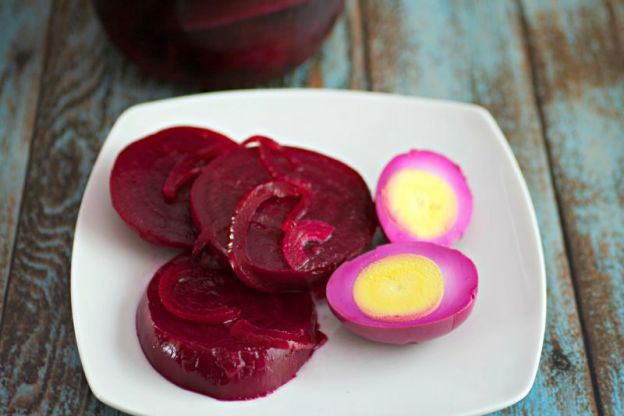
[0,0,195,413]
[0,0,52,317]
[521,0,624,414]
[362,0,597,414]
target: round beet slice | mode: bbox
[137,252,324,400]
[191,138,376,293]
[157,262,242,324]
[110,126,238,248]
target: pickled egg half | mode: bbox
[376,150,473,246]
[326,242,478,344]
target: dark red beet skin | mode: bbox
[110,126,238,248]
[191,138,377,293]
[137,253,324,400]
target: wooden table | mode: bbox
[1,0,622,414]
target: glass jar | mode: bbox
[93,0,344,86]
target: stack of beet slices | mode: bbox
[138,252,325,400]
[192,135,377,293]
[110,126,376,400]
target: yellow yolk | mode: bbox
[384,169,458,239]
[353,254,444,321]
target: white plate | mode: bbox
[72,89,546,416]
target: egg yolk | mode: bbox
[353,254,444,321]
[383,169,458,239]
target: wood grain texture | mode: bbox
[521,0,624,414]
[0,0,194,413]
[362,0,597,414]
[0,0,52,319]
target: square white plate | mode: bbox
[72,89,546,416]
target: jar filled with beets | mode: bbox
[93,0,344,86]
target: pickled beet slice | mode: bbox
[282,219,335,270]
[226,180,334,292]
[191,139,376,293]
[162,144,235,202]
[137,252,324,400]
[243,135,299,178]
[157,263,241,324]
[229,319,314,350]
[110,126,237,248]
